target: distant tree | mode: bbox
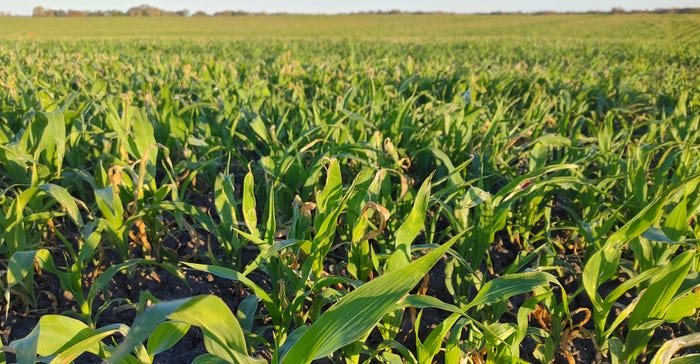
[127,5,161,16]
[144,6,161,16]
[611,7,626,14]
[192,11,209,17]
[106,10,127,16]
[33,6,51,17]
[67,10,87,17]
[214,10,235,16]
[214,10,249,16]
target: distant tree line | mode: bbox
[31,5,190,17]
[509,7,700,15]
[28,5,700,17]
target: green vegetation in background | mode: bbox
[0,13,697,42]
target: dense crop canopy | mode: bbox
[0,13,699,363]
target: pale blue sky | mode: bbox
[3,0,699,16]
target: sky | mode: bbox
[3,0,699,16]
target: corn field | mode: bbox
[0,13,699,364]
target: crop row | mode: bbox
[0,38,699,363]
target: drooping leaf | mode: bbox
[39,183,83,226]
[109,295,263,364]
[183,262,282,325]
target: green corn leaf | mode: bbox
[168,296,252,363]
[663,195,688,242]
[663,292,700,323]
[536,133,572,148]
[463,186,491,208]
[38,111,66,177]
[415,147,466,187]
[3,184,82,251]
[192,353,233,364]
[147,322,191,359]
[401,294,464,315]
[109,295,263,364]
[264,184,276,244]
[628,250,694,328]
[39,183,83,226]
[5,315,126,364]
[670,354,700,364]
[277,325,310,360]
[445,317,471,364]
[242,238,305,276]
[129,109,158,180]
[214,173,239,229]
[386,175,432,271]
[107,298,182,363]
[606,176,700,250]
[600,267,660,338]
[608,337,624,364]
[36,315,93,357]
[7,323,40,364]
[641,226,677,244]
[309,158,346,277]
[242,168,260,238]
[7,250,40,289]
[583,246,621,315]
[155,201,217,233]
[6,249,54,318]
[466,271,557,310]
[87,259,143,306]
[237,294,259,332]
[315,158,343,221]
[78,222,103,263]
[234,227,267,248]
[53,323,133,364]
[416,312,461,364]
[95,186,124,228]
[183,262,282,325]
[624,250,695,361]
[493,164,579,205]
[282,231,464,363]
[249,116,271,143]
[383,351,406,364]
[370,340,417,364]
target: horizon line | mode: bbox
[6,6,700,17]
